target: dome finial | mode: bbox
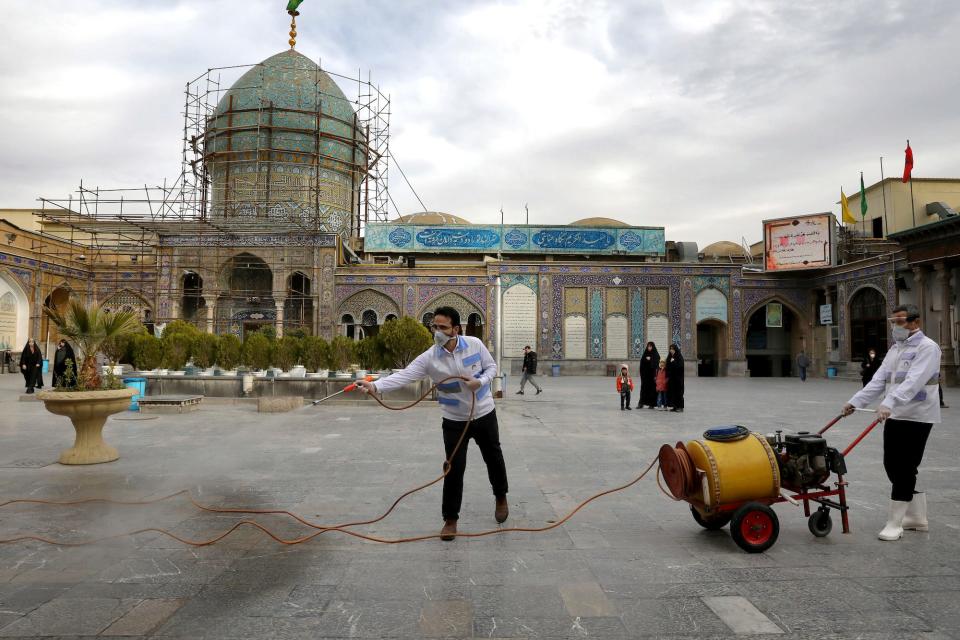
[286,0,303,48]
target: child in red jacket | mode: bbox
[616,365,634,410]
[655,360,669,410]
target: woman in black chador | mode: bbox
[52,339,78,388]
[665,343,685,412]
[19,338,43,394]
[860,348,881,387]
[637,341,660,409]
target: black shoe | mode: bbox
[516,390,524,395]
[941,404,949,408]
[26,388,34,394]
[626,406,632,410]
[536,388,542,395]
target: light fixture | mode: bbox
[76,254,86,261]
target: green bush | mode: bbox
[274,335,302,370]
[285,327,308,339]
[255,325,277,341]
[102,332,139,365]
[326,335,357,372]
[300,336,329,371]
[161,332,193,370]
[131,334,162,370]
[356,335,387,370]
[243,332,273,371]
[216,334,242,370]
[380,316,432,368]
[191,333,219,369]
[161,320,201,338]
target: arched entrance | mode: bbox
[0,271,30,351]
[284,271,313,334]
[849,287,887,360]
[217,252,274,335]
[745,301,802,377]
[696,320,726,377]
[466,312,483,338]
[41,285,72,350]
[181,272,204,321]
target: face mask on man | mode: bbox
[434,329,453,347]
[891,325,910,342]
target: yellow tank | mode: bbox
[685,432,781,507]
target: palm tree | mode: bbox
[43,301,142,390]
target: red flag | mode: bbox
[902,141,913,182]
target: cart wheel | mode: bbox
[690,505,732,530]
[808,507,832,537]
[730,502,779,553]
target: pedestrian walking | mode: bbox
[356,306,508,542]
[52,339,78,388]
[841,304,941,541]
[616,365,633,410]
[516,345,542,395]
[796,350,810,381]
[861,348,881,387]
[655,360,668,410]
[666,344,684,412]
[19,339,43,394]
[938,372,948,408]
[637,341,659,409]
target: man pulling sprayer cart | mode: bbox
[842,304,942,541]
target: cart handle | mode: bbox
[818,414,844,435]
[841,418,882,457]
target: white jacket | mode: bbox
[848,330,941,424]
[372,335,497,421]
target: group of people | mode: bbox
[17,339,78,394]
[617,342,685,412]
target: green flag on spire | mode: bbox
[287,0,304,13]
[859,172,868,218]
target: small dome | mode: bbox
[569,217,630,227]
[395,211,471,225]
[700,241,747,258]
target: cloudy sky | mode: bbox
[1,0,958,247]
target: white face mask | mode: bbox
[891,325,910,342]
[434,330,453,347]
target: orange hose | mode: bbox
[0,375,659,547]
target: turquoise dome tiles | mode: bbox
[204,50,362,235]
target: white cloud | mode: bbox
[0,0,957,247]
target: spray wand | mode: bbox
[311,375,375,405]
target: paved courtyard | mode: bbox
[1,371,958,639]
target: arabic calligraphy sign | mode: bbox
[763,213,835,271]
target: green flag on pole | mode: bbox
[859,172,868,218]
[287,0,304,13]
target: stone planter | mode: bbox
[37,387,136,465]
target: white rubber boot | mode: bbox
[902,493,928,531]
[878,500,910,541]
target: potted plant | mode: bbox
[38,302,142,464]
[216,334,242,375]
[301,335,329,377]
[327,336,356,377]
[380,316,432,368]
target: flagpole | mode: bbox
[879,157,889,237]
[860,172,866,254]
[525,203,529,226]
[907,139,916,228]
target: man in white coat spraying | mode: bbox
[357,306,508,541]
[842,304,941,541]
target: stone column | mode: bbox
[205,302,215,334]
[934,262,955,385]
[912,266,927,316]
[824,288,833,365]
[275,300,285,338]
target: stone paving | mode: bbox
[0,370,958,639]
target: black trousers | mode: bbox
[441,409,508,521]
[620,390,631,409]
[883,418,933,502]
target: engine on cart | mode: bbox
[768,431,847,489]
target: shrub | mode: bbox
[243,332,273,371]
[161,332,193,370]
[255,325,277,341]
[326,335,357,372]
[380,316,432,368]
[131,334,162,370]
[356,335,387,370]
[300,336,329,371]
[161,320,201,339]
[216,334,242,370]
[274,335,302,370]
[191,333,219,369]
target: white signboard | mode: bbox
[695,288,728,324]
[764,213,835,271]
[605,315,629,360]
[646,314,670,353]
[502,285,538,357]
[564,315,587,359]
[820,304,833,325]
